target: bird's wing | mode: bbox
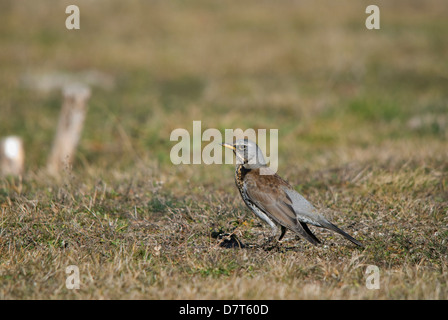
[281,187,325,226]
[283,187,364,247]
[243,170,321,245]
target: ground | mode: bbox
[0,0,447,299]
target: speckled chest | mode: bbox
[235,164,249,195]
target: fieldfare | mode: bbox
[222,139,363,247]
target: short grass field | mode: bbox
[0,0,447,299]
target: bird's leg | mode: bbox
[262,226,283,249]
[278,226,287,242]
[271,225,287,243]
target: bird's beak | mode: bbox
[221,143,236,150]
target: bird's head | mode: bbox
[222,139,267,169]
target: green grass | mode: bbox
[0,0,448,299]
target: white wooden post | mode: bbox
[0,136,25,177]
[47,84,91,174]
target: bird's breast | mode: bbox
[235,163,247,183]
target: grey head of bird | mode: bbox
[222,139,267,169]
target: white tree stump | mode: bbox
[47,84,91,174]
[0,136,25,177]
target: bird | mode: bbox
[222,139,363,247]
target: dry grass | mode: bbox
[0,0,447,299]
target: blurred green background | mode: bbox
[0,0,447,179]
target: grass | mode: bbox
[0,0,448,299]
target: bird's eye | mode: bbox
[238,145,246,151]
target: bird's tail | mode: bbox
[321,221,364,247]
